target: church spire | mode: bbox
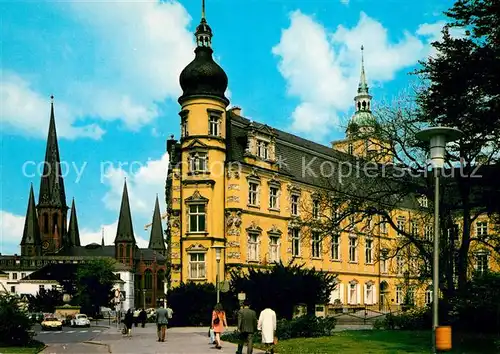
[20,184,42,256]
[67,199,81,247]
[148,195,166,254]
[114,180,136,244]
[358,45,369,95]
[195,0,213,48]
[38,96,67,209]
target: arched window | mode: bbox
[144,270,153,289]
[43,213,49,233]
[357,102,361,110]
[347,143,354,155]
[52,213,59,232]
[362,101,367,110]
[119,244,125,259]
[126,244,132,259]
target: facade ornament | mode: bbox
[246,220,262,233]
[226,196,240,203]
[228,184,240,191]
[228,252,241,259]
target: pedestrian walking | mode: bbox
[156,302,169,342]
[139,308,147,328]
[236,300,258,354]
[212,303,228,350]
[258,306,277,354]
[123,309,134,338]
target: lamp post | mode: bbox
[416,126,463,353]
[212,245,225,304]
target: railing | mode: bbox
[325,305,400,325]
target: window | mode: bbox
[269,237,279,263]
[189,152,208,173]
[380,220,388,234]
[395,286,402,304]
[269,187,279,209]
[290,195,299,216]
[418,195,428,208]
[248,234,259,261]
[21,273,26,279]
[257,140,269,159]
[347,143,354,155]
[366,283,373,304]
[39,285,45,291]
[52,213,59,232]
[425,287,432,305]
[209,116,220,136]
[291,229,300,257]
[12,273,17,280]
[189,204,206,233]
[349,283,358,304]
[144,270,153,289]
[52,285,57,290]
[312,232,321,258]
[248,182,259,206]
[381,256,388,273]
[407,287,415,305]
[365,239,373,264]
[331,234,340,260]
[43,213,49,233]
[396,256,404,275]
[349,237,357,262]
[411,222,419,236]
[10,286,15,293]
[424,225,433,241]
[189,253,206,279]
[312,200,320,219]
[476,253,488,274]
[181,117,188,137]
[396,218,406,237]
[476,221,488,237]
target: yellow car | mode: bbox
[41,317,63,331]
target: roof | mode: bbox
[114,181,136,243]
[54,244,166,262]
[22,262,123,283]
[20,184,42,246]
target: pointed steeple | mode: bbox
[101,228,105,246]
[38,96,67,209]
[67,199,81,247]
[20,184,42,254]
[114,180,136,244]
[148,195,166,253]
[358,45,369,95]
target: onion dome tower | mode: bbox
[178,0,229,106]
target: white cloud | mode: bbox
[101,152,169,219]
[80,221,148,248]
[272,11,448,141]
[0,210,24,254]
[0,72,105,139]
[1,0,195,138]
[340,0,350,5]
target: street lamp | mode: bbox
[212,245,225,304]
[416,125,463,353]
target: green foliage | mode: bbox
[373,308,431,331]
[229,262,336,320]
[27,288,63,313]
[0,294,35,346]
[221,315,336,343]
[167,282,238,327]
[75,259,116,316]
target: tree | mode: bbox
[229,262,336,319]
[27,288,63,313]
[0,293,34,346]
[75,259,116,316]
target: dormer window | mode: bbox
[418,195,428,208]
[347,143,354,155]
[209,116,220,136]
[257,140,269,159]
[181,118,188,137]
[189,152,208,173]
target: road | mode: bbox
[34,325,106,344]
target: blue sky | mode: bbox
[0,0,455,254]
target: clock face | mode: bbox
[42,241,50,250]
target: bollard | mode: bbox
[436,326,452,351]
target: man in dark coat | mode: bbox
[236,300,258,354]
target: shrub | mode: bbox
[0,294,36,346]
[374,307,430,330]
[221,315,336,343]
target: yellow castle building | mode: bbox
[164,4,498,311]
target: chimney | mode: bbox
[229,106,242,116]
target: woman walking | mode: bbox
[124,309,134,338]
[212,303,227,350]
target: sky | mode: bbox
[0,0,456,254]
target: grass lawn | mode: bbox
[249,331,499,354]
[0,347,43,354]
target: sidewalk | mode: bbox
[92,325,265,354]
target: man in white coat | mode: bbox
[257,307,277,354]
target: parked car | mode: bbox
[71,314,91,327]
[41,317,63,331]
